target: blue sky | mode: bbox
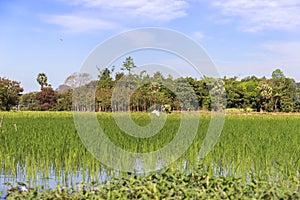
[1,0,300,92]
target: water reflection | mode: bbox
[0,163,112,199]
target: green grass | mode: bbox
[0,111,299,198]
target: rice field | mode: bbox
[0,111,299,198]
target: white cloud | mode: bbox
[192,31,205,40]
[59,0,189,21]
[42,14,118,34]
[45,0,189,34]
[211,0,300,32]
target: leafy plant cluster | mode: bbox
[5,167,299,199]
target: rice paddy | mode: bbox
[0,111,299,198]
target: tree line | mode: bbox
[1,57,300,112]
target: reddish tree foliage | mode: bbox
[36,87,57,111]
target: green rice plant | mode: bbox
[0,111,299,196]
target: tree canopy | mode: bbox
[1,59,300,113]
[0,77,23,111]
[36,72,49,89]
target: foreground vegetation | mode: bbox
[5,166,300,199]
[0,112,299,198]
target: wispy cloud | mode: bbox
[44,0,189,34]
[42,14,119,34]
[58,0,189,21]
[260,41,300,60]
[211,0,300,32]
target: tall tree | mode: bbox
[271,69,285,111]
[96,68,114,111]
[260,82,273,112]
[36,73,57,111]
[223,76,241,108]
[121,56,137,74]
[36,87,57,111]
[56,90,72,111]
[205,77,226,111]
[240,76,260,111]
[36,73,49,89]
[174,77,198,111]
[272,69,285,80]
[98,66,114,81]
[270,69,296,112]
[294,82,300,112]
[64,72,92,89]
[19,92,38,110]
[196,79,210,110]
[0,77,24,111]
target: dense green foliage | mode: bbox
[0,112,299,199]
[0,77,23,111]
[76,67,299,112]
[1,57,300,112]
[15,67,300,112]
